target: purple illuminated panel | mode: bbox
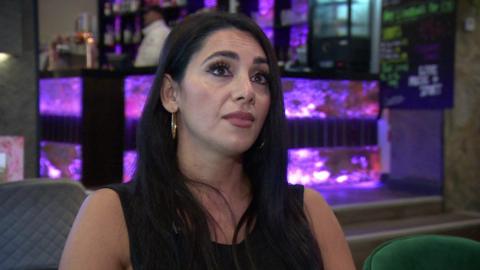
[289,24,308,49]
[124,75,155,119]
[291,0,308,14]
[282,78,379,118]
[123,150,137,183]
[259,0,274,16]
[40,141,82,181]
[122,75,380,188]
[204,0,217,8]
[289,0,309,50]
[288,147,380,186]
[255,0,274,42]
[39,77,82,116]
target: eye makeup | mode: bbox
[206,61,232,77]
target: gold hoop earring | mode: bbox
[171,112,177,140]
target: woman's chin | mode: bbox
[219,141,255,156]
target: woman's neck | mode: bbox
[178,153,248,197]
[177,145,249,198]
[176,140,253,244]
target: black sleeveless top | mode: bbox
[106,182,321,270]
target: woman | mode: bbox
[60,11,355,270]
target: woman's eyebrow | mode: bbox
[202,51,238,64]
[253,57,268,65]
[202,51,269,66]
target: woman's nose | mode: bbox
[231,74,255,105]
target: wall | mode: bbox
[38,0,97,47]
[0,0,38,178]
[444,0,480,211]
[388,110,443,194]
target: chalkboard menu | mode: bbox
[380,0,455,109]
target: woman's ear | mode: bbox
[160,74,179,113]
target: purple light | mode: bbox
[115,44,122,54]
[204,0,216,8]
[255,0,274,43]
[282,78,379,118]
[287,147,380,186]
[40,141,82,181]
[259,0,274,16]
[48,165,61,178]
[291,0,308,14]
[123,150,137,182]
[335,175,348,183]
[262,27,274,42]
[313,170,330,183]
[124,75,155,119]
[39,78,82,116]
[289,24,308,48]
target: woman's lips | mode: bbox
[222,111,255,128]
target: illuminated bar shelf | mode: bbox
[39,72,124,187]
[122,75,380,188]
[39,77,83,181]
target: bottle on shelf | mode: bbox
[104,25,115,46]
[121,0,129,14]
[132,18,142,44]
[130,0,140,12]
[114,25,122,43]
[104,2,112,17]
[161,0,174,7]
[86,35,98,69]
[112,1,121,15]
[123,25,133,44]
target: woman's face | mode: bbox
[175,28,271,157]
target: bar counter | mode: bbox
[39,68,380,188]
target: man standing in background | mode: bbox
[134,6,170,67]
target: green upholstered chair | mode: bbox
[363,235,480,270]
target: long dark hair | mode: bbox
[132,11,321,269]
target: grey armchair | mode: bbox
[0,179,87,270]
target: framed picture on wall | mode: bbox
[0,136,24,182]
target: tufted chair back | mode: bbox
[0,179,87,270]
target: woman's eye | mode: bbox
[207,63,232,77]
[251,72,269,85]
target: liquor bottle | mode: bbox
[121,0,129,14]
[130,0,140,12]
[104,25,114,46]
[104,1,112,16]
[132,18,142,44]
[85,35,98,69]
[112,1,121,14]
[123,26,132,44]
[114,24,122,43]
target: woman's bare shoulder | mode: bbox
[304,187,329,211]
[59,188,131,270]
[303,187,356,270]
